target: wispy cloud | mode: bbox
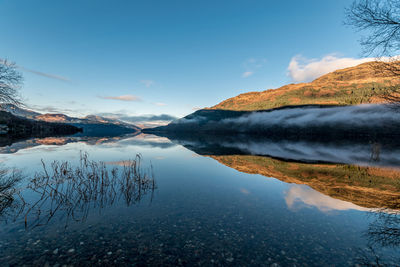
[153,102,167,106]
[0,58,71,82]
[242,71,253,78]
[27,104,91,117]
[242,58,266,78]
[19,66,71,82]
[98,95,142,102]
[140,80,155,87]
[287,54,375,83]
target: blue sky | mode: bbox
[0,0,367,118]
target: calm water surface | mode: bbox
[0,134,399,266]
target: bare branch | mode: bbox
[345,0,400,57]
[345,1,400,105]
[0,59,23,106]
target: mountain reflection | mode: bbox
[156,133,400,265]
[0,133,175,154]
[156,133,400,210]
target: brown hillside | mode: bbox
[212,62,400,111]
[36,114,72,122]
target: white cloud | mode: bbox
[287,54,376,83]
[99,95,141,101]
[242,71,253,78]
[140,80,155,87]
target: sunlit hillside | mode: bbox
[212,62,400,111]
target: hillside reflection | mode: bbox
[158,133,400,264]
[0,133,175,154]
[158,133,400,210]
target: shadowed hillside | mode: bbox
[212,62,400,111]
[0,104,141,137]
[0,111,81,140]
[144,104,400,140]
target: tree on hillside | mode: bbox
[0,59,23,105]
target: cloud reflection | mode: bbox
[285,184,369,212]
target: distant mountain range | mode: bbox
[0,103,41,119]
[0,110,81,142]
[0,104,141,136]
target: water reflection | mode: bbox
[23,152,156,229]
[0,133,400,265]
[352,199,400,266]
[0,166,23,220]
[159,133,400,210]
[0,152,156,231]
[285,184,369,212]
[368,203,400,248]
[0,133,176,154]
[160,132,400,167]
[158,133,400,265]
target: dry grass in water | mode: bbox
[25,152,156,228]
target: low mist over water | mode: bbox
[222,104,400,128]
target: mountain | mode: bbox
[144,61,400,137]
[0,104,141,136]
[35,113,76,123]
[144,104,400,140]
[0,104,41,119]
[0,111,81,144]
[82,115,140,130]
[212,61,400,111]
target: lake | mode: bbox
[0,133,399,266]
